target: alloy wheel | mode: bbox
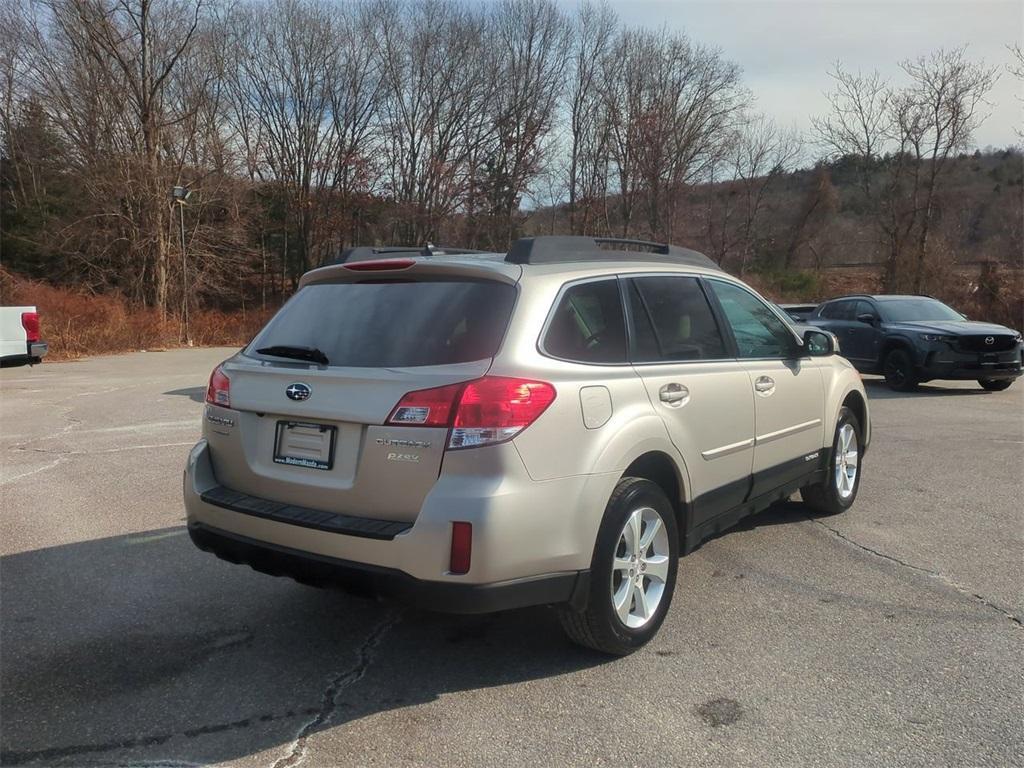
[834,423,859,500]
[610,507,670,629]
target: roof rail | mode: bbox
[330,244,489,265]
[505,236,721,270]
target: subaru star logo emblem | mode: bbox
[985,336,995,345]
[286,382,311,401]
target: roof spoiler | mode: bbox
[330,244,488,265]
[504,236,720,270]
[325,236,720,271]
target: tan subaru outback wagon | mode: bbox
[185,236,869,654]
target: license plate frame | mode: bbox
[273,421,337,471]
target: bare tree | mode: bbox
[225,0,347,277]
[600,27,746,240]
[1008,43,1024,141]
[64,0,207,314]
[900,48,998,291]
[564,0,616,235]
[813,53,996,291]
[8,0,213,311]
[373,0,493,243]
[479,0,570,248]
[706,115,801,272]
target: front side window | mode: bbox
[628,277,727,362]
[854,300,877,320]
[821,300,854,320]
[543,279,627,364]
[709,280,798,359]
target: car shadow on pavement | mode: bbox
[163,386,206,402]
[861,379,992,399]
[0,527,611,766]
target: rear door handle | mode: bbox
[754,376,775,394]
[659,383,690,406]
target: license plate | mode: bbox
[273,421,337,470]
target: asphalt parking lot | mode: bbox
[1,348,1022,767]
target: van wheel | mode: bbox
[559,477,679,655]
[978,378,1012,392]
[801,406,862,515]
[883,349,918,391]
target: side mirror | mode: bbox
[803,328,836,357]
[856,312,877,325]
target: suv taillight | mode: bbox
[386,376,556,449]
[21,312,40,343]
[206,364,231,407]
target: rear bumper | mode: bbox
[0,341,48,367]
[184,438,614,610]
[188,521,585,614]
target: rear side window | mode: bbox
[543,279,627,364]
[248,280,516,367]
[628,277,727,362]
[708,280,798,359]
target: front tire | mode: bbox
[801,406,862,515]
[978,378,1013,392]
[883,348,918,391]
[559,478,679,655]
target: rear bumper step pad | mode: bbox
[200,484,412,540]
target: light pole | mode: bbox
[171,185,192,346]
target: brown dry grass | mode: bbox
[0,268,274,360]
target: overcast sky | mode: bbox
[568,0,1023,152]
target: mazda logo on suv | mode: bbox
[985,336,995,345]
[286,383,311,401]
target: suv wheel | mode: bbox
[801,406,862,515]
[882,348,918,391]
[559,478,679,655]
[978,378,1013,392]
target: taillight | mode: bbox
[449,522,472,574]
[450,377,556,449]
[385,376,556,449]
[206,364,231,407]
[21,312,40,343]
[386,382,464,426]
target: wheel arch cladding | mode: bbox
[840,390,868,453]
[622,451,687,538]
[881,336,917,361]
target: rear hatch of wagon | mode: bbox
[204,260,520,523]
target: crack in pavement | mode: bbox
[0,707,319,766]
[271,612,401,768]
[809,517,1023,628]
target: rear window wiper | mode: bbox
[255,345,330,365]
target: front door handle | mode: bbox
[754,376,775,394]
[659,383,690,406]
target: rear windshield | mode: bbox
[247,279,516,367]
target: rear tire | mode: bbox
[978,378,1013,392]
[559,478,679,656]
[801,406,862,516]
[883,348,918,391]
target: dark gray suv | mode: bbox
[808,294,1023,391]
